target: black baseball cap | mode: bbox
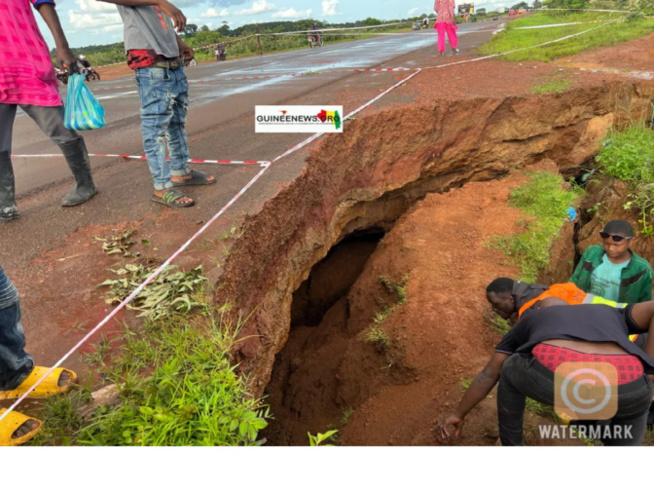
[601,220,634,238]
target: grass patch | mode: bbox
[479,12,654,62]
[490,172,583,282]
[364,326,391,353]
[490,314,512,335]
[34,309,269,446]
[531,77,572,94]
[595,123,654,235]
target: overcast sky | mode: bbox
[38,0,513,48]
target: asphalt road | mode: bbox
[11,23,495,195]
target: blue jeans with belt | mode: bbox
[135,66,191,191]
[0,267,34,390]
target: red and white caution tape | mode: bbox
[11,153,270,167]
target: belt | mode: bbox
[150,59,183,69]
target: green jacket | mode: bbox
[570,244,654,303]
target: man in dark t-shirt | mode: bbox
[437,300,654,445]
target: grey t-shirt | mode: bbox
[117,5,179,58]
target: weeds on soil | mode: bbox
[34,307,269,446]
[490,172,582,282]
[363,274,410,353]
[595,122,654,235]
[479,11,654,62]
[490,314,512,336]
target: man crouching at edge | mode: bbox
[435,299,654,446]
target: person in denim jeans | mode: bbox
[100,0,216,208]
[436,299,654,446]
[0,265,76,444]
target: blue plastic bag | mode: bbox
[64,73,106,131]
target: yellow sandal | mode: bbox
[0,409,42,446]
[0,366,77,400]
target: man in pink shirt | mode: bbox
[0,0,98,222]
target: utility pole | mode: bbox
[256,22,263,56]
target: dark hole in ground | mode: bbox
[290,228,385,328]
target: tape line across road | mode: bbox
[11,153,271,167]
[0,16,621,424]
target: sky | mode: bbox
[38,0,515,48]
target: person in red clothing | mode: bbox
[0,0,97,222]
[434,0,459,56]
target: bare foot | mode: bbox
[12,419,40,439]
[172,171,216,185]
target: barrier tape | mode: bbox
[513,19,612,29]
[10,154,271,167]
[0,13,626,426]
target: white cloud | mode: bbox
[74,0,116,12]
[68,10,122,29]
[271,8,311,19]
[201,7,230,18]
[408,8,420,16]
[234,0,275,16]
[321,0,339,16]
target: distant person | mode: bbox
[437,299,654,446]
[100,0,216,208]
[571,220,653,303]
[0,264,76,445]
[311,22,321,43]
[0,0,98,222]
[433,0,459,56]
[422,17,429,28]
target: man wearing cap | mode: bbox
[571,220,653,304]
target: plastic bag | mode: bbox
[64,73,106,131]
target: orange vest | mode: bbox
[517,282,638,342]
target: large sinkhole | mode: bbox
[214,88,654,445]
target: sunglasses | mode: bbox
[599,232,631,242]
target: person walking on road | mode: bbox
[99,0,216,209]
[0,0,98,222]
[434,0,459,56]
[0,264,77,445]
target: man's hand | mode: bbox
[159,0,186,32]
[57,47,78,74]
[177,38,194,66]
[435,414,464,440]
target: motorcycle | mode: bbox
[307,33,323,48]
[214,46,227,61]
[55,65,100,85]
[412,22,421,30]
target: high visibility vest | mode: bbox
[517,283,638,342]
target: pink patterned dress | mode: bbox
[434,0,455,24]
[0,0,61,106]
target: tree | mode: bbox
[511,1,529,9]
[532,0,543,7]
[183,23,198,36]
[477,7,487,13]
[218,24,230,36]
[200,25,210,32]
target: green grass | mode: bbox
[34,309,269,446]
[479,12,654,62]
[490,314,512,335]
[531,77,572,94]
[595,122,654,235]
[490,172,583,282]
[364,326,391,352]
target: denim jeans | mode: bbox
[0,292,34,394]
[135,66,191,191]
[498,353,652,446]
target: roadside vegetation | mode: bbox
[490,172,583,282]
[480,11,654,62]
[33,233,268,446]
[594,122,654,235]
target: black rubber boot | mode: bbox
[0,151,19,221]
[59,138,97,207]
